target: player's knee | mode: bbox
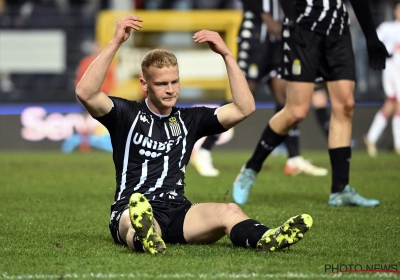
[333,99,354,118]
[289,108,308,124]
[226,202,245,216]
[344,98,355,112]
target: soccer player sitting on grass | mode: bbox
[75,14,313,254]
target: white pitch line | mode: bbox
[1,272,399,279]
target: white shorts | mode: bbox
[382,59,400,101]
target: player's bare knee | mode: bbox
[289,108,308,124]
[344,98,355,112]
[226,202,245,216]
[332,100,354,119]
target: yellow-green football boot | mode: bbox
[129,193,166,254]
[257,214,313,252]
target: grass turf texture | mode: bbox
[0,150,399,279]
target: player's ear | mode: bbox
[139,76,147,93]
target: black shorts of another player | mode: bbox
[238,37,282,82]
[109,197,194,246]
[280,26,356,82]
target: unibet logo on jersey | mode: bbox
[168,117,181,136]
[292,59,301,75]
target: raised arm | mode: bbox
[76,14,143,117]
[193,30,255,129]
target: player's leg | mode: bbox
[326,80,354,149]
[364,68,396,157]
[117,194,166,254]
[232,81,315,205]
[312,83,330,138]
[327,80,379,207]
[393,66,400,155]
[271,77,327,176]
[270,77,301,168]
[183,203,313,252]
[393,101,400,155]
[364,98,395,157]
[282,81,328,176]
[320,30,379,207]
[232,25,321,205]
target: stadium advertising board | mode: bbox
[0,104,233,151]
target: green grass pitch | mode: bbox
[0,150,399,279]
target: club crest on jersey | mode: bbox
[168,116,181,136]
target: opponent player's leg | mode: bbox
[118,194,166,254]
[327,80,379,207]
[233,81,315,205]
[393,66,400,155]
[364,67,397,157]
[393,101,400,155]
[183,203,313,251]
[364,98,395,157]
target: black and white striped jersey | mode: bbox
[95,97,226,204]
[294,0,350,35]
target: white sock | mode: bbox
[392,114,400,149]
[367,110,388,143]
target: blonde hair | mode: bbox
[141,49,178,79]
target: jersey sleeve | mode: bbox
[94,96,135,134]
[190,106,227,138]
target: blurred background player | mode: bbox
[232,0,389,206]
[75,41,117,95]
[190,0,329,177]
[364,0,400,157]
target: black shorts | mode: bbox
[279,25,356,82]
[109,196,194,246]
[237,33,281,82]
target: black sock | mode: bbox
[133,233,145,253]
[315,107,330,139]
[246,124,287,172]
[329,147,351,193]
[230,219,269,248]
[201,134,220,150]
[285,125,300,158]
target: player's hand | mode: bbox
[366,38,390,70]
[262,13,282,39]
[193,30,231,57]
[112,14,143,45]
[268,22,282,40]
